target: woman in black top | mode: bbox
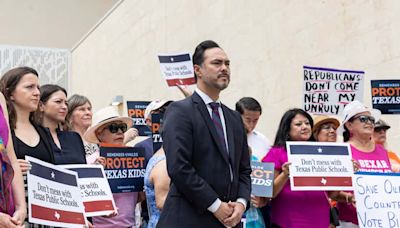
[0,66,55,227]
[0,67,55,170]
[37,84,86,165]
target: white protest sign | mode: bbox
[60,164,117,217]
[287,142,353,191]
[158,53,195,87]
[26,156,87,228]
[353,172,400,228]
[303,66,364,115]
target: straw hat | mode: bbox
[84,106,133,144]
[312,115,340,134]
[337,100,381,134]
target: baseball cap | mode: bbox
[144,100,172,120]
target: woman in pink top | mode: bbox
[0,92,26,227]
[262,108,330,228]
[337,100,391,227]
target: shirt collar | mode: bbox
[195,88,221,105]
[248,130,257,136]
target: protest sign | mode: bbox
[287,142,353,191]
[61,164,116,217]
[127,101,151,136]
[353,172,400,228]
[158,53,195,87]
[371,80,400,114]
[151,113,163,152]
[26,156,87,228]
[303,66,364,115]
[100,145,146,193]
[251,161,274,197]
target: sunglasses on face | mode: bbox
[106,123,128,133]
[374,128,387,133]
[352,115,375,124]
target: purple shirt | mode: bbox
[337,144,391,224]
[0,104,14,215]
[93,192,138,227]
[89,149,139,227]
[262,146,330,228]
[0,105,9,146]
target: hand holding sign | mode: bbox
[175,83,193,97]
[282,162,291,177]
[250,195,268,208]
[158,53,195,87]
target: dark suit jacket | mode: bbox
[157,92,251,228]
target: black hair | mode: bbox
[343,125,351,142]
[192,40,220,81]
[235,97,262,115]
[40,84,67,103]
[273,108,314,147]
[36,84,67,125]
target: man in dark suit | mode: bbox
[157,40,251,228]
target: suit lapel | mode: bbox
[192,92,230,164]
[222,105,236,165]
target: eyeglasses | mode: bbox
[320,124,337,131]
[352,115,375,124]
[374,128,387,133]
[106,123,128,133]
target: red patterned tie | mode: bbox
[209,102,227,153]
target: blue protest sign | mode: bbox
[127,101,151,136]
[100,146,146,193]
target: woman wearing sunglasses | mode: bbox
[84,106,142,227]
[37,84,86,165]
[66,94,139,165]
[336,100,391,227]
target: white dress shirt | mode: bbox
[248,130,271,161]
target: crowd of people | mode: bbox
[0,40,398,228]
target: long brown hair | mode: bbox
[0,67,39,129]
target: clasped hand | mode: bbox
[214,201,245,227]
